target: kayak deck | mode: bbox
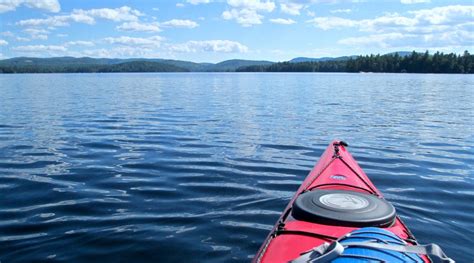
[253,141,426,263]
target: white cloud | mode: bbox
[170,40,248,53]
[410,5,474,25]
[280,3,303,16]
[82,48,114,58]
[339,30,474,50]
[329,5,474,50]
[430,29,474,47]
[161,19,199,28]
[360,13,417,31]
[24,28,48,35]
[0,39,8,46]
[72,6,142,22]
[227,0,275,11]
[1,31,15,37]
[401,0,430,4]
[25,0,60,12]
[17,6,142,28]
[0,0,60,13]
[307,10,315,17]
[65,41,95,47]
[82,46,155,58]
[223,0,275,26]
[22,28,49,40]
[269,18,296,24]
[12,44,67,52]
[56,33,68,37]
[24,28,48,36]
[17,16,70,27]
[176,3,185,7]
[330,9,352,14]
[186,0,211,4]
[117,21,161,32]
[16,37,30,41]
[307,16,358,30]
[308,5,474,32]
[104,36,163,47]
[222,9,264,26]
[338,33,410,48]
[31,34,48,40]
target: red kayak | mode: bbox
[253,141,451,263]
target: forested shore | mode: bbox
[0,61,189,73]
[1,51,472,73]
[237,51,474,74]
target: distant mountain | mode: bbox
[148,59,211,71]
[2,51,469,73]
[385,51,413,57]
[0,56,118,66]
[0,60,189,73]
[0,57,274,72]
[0,56,202,68]
[291,57,328,63]
[288,52,415,63]
[289,56,355,63]
[102,61,188,72]
[205,59,274,71]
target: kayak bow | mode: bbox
[253,141,437,263]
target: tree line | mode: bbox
[1,51,472,73]
[237,51,474,74]
[0,61,189,73]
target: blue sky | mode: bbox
[0,0,473,62]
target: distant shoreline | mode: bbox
[1,72,472,75]
[1,51,472,74]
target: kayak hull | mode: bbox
[253,141,428,263]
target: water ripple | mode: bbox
[0,73,472,262]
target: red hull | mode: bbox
[253,141,428,263]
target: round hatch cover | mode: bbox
[319,193,370,210]
[292,190,396,227]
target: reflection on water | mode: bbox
[0,73,473,262]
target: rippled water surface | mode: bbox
[0,73,473,262]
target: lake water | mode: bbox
[0,73,473,262]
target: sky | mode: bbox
[0,0,473,62]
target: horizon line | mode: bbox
[1,49,473,64]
